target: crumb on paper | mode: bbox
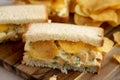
[49,75,57,80]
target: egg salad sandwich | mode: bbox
[21,23,114,74]
[14,0,69,23]
[0,5,48,43]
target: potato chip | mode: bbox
[113,53,120,63]
[30,41,59,60]
[93,0,120,12]
[77,0,98,13]
[0,25,9,32]
[74,14,102,27]
[97,37,114,53]
[90,9,118,23]
[113,31,120,45]
[75,5,89,17]
[58,40,95,54]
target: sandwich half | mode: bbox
[14,0,69,23]
[22,23,104,73]
[0,5,48,43]
[22,23,104,74]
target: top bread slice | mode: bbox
[0,5,48,24]
[23,23,104,47]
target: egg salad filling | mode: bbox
[25,40,105,68]
[0,24,24,43]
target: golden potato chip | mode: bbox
[113,31,120,45]
[97,37,114,53]
[74,14,102,27]
[75,5,89,17]
[93,0,120,12]
[77,0,98,13]
[30,41,59,60]
[0,25,9,32]
[113,53,120,63]
[58,40,95,54]
[90,9,118,23]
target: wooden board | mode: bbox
[0,27,120,80]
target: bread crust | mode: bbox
[0,5,48,24]
[24,23,104,47]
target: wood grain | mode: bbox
[0,27,120,80]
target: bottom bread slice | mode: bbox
[22,52,101,74]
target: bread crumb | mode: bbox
[49,75,57,80]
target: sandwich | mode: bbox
[0,5,48,43]
[22,23,107,74]
[14,0,69,23]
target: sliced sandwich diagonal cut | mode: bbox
[22,23,107,74]
[0,5,48,43]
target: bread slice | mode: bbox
[22,52,102,74]
[23,23,104,47]
[14,0,69,23]
[0,5,48,24]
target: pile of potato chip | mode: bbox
[75,0,120,27]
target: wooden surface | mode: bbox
[0,27,120,80]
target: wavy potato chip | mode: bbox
[90,9,118,23]
[113,53,120,64]
[74,14,102,27]
[58,40,95,54]
[90,10,118,24]
[113,31,120,45]
[77,0,98,13]
[97,37,114,53]
[0,25,9,32]
[75,5,89,17]
[93,0,120,12]
[30,41,59,60]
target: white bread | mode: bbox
[0,5,48,24]
[24,23,104,47]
